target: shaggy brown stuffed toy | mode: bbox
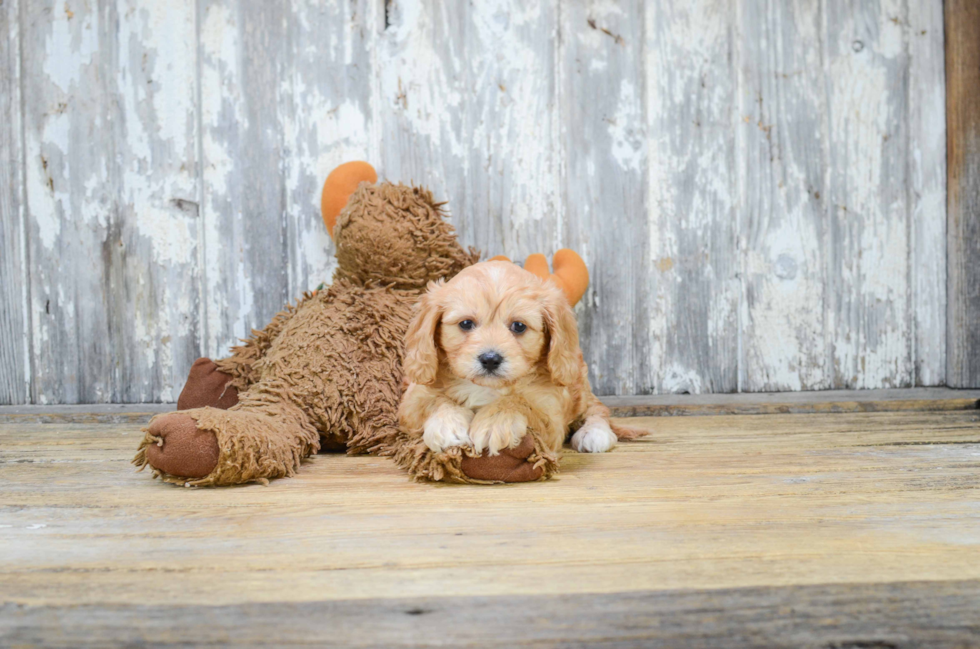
[133,162,564,486]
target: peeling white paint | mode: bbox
[43,4,97,93]
[608,80,644,172]
[662,363,704,395]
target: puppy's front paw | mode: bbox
[571,416,617,453]
[469,409,528,456]
[423,405,474,453]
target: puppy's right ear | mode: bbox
[403,281,444,385]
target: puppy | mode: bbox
[398,260,632,458]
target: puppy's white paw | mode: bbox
[469,409,528,456]
[423,406,474,453]
[571,416,617,453]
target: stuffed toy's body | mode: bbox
[134,163,583,486]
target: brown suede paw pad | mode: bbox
[144,413,220,479]
[460,435,544,483]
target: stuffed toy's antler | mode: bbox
[320,161,378,238]
[490,249,589,306]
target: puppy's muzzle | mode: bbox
[478,350,504,374]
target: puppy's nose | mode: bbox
[478,351,504,373]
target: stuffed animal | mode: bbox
[133,162,588,486]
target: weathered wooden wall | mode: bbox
[0,0,948,404]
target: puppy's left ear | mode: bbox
[403,281,444,385]
[543,286,581,387]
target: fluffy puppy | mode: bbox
[399,260,629,458]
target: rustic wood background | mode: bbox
[0,0,948,404]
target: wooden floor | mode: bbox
[2,402,980,647]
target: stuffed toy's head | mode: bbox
[321,162,478,289]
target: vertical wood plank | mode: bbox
[281,0,377,297]
[376,0,561,260]
[644,0,739,394]
[199,0,289,359]
[738,0,829,392]
[0,0,31,404]
[106,0,201,402]
[21,0,115,403]
[909,0,946,386]
[823,0,911,389]
[945,0,980,388]
[559,1,647,395]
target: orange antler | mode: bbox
[320,161,378,238]
[549,249,589,306]
[497,250,589,306]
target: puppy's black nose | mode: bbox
[478,351,504,373]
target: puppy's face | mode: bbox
[438,265,547,387]
[404,261,582,389]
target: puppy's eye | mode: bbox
[459,319,476,331]
[510,321,527,334]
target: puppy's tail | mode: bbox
[610,420,650,441]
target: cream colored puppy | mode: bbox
[398,260,630,457]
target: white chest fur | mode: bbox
[445,380,507,410]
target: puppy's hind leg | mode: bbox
[570,415,618,453]
[571,400,647,453]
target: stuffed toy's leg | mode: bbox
[390,405,561,485]
[134,289,363,486]
[135,384,321,486]
[391,428,560,484]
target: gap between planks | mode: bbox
[0,387,978,424]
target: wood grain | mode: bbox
[910,0,947,387]
[20,0,117,404]
[644,0,739,394]
[3,410,980,610]
[4,580,979,648]
[945,0,980,388]
[198,0,289,360]
[738,0,828,392]
[17,1,204,404]
[0,0,30,405]
[825,1,913,389]
[280,0,377,299]
[560,0,647,395]
[107,0,203,403]
[376,0,561,260]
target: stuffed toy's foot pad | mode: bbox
[144,413,220,479]
[459,434,544,482]
[177,358,239,411]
